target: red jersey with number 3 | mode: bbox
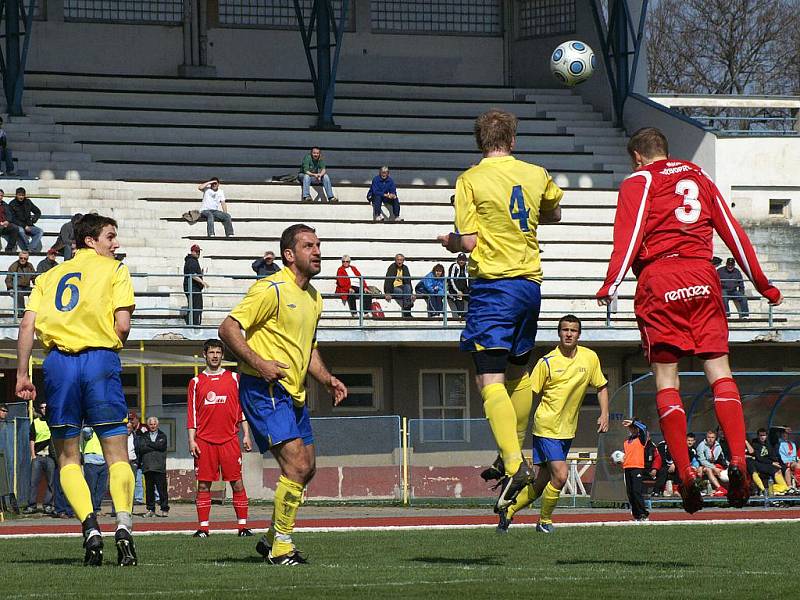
[187,369,243,444]
[597,158,780,303]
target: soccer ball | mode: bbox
[611,450,625,464]
[550,40,596,86]
[719,469,729,483]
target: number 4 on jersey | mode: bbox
[509,185,530,231]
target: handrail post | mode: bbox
[768,303,774,328]
[442,277,448,327]
[12,272,18,324]
[358,275,364,327]
[401,417,409,505]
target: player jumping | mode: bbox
[219,224,347,565]
[187,338,253,537]
[596,127,783,513]
[16,214,138,566]
[438,109,563,512]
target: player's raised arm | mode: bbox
[707,179,782,305]
[596,173,652,304]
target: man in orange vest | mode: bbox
[622,417,650,521]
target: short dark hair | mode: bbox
[757,427,768,434]
[279,224,316,265]
[203,338,225,354]
[474,109,517,154]
[433,263,444,275]
[75,213,118,249]
[15,186,25,195]
[210,177,220,184]
[627,127,669,161]
[687,432,695,438]
[558,314,582,333]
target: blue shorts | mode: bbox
[43,348,128,439]
[239,374,314,453]
[532,436,572,465]
[460,278,541,357]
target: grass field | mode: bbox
[2,522,797,599]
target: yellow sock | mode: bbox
[482,383,522,475]
[60,463,94,522]
[774,472,790,493]
[271,475,305,556]
[108,461,134,515]
[539,482,561,524]
[751,472,765,492]
[506,374,532,448]
[507,482,544,519]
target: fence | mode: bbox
[591,371,800,506]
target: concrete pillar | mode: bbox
[179,0,216,77]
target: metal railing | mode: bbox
[1,271,797,330]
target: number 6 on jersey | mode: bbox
[55,272,81,312]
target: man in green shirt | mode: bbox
[299,147,337,202]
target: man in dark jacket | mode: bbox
[717,258,749,318]
[23,401,56,514]
[36,248,59,274]
[7,187,42,252]
[139,417,169,517]
[0,189,18,253]
[183,244,205,325]
[650,440,680,496]
[384,253,415,318]
[251,250,280,278]
[367,166,401,222]
[53,213,82,260]
[751,427,790,494]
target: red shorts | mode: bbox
[194,436,243,482]
[635,258,729,363]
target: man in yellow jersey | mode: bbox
[15,214,137,567]
[219,223,347,565]
[437,109,563,512]
[497,315,608,533]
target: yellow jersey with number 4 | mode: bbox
[27,249,135,353]
[228,267,322,406]
[454,155,563,282]
[531,345,607,439]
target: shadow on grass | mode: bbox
[411,556,503,566]
[11,557,78,565]
[557,559,696,568]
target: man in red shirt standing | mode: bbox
[187,339,253,537]
[596,127,783,514]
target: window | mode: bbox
[370,0,501,36]
[219,0,353,30]
[769,198,791,219]
[419,370,469,441]
[121,371,139,408]
[518,0,576,39]
[64,1,184,24]
[332,369,381,411]
[162,371,193,405]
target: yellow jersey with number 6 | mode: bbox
[454,155,563,282]
[26,249,135,353]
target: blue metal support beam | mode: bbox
[294,0,349,130]
[590,0,649,125]
[0,0,34,116]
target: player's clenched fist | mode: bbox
[189,439,201,458]
[15,374,36,401]
[258,359,288,382]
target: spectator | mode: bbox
[6,250,35,318]
[299,146,337,202]
[650,440,680,497]
[447,252,470,318]
[23,402,55,515]
[81,427,108,514]
[415,263,446,317]
[52,213,82,260]
[0,117,16,175]
[711,256,722,268]
[717,258,749,319]
[621,418,650,521]
[198,178,234,237]
[36,248,59,274]
[695,430,728,496]
[367,166,401,222]
[778,428,800,492]
[183,244,206,326]
[383,253,415,318]
[336,255,371,317]
[139,416,169,517]
[687,432,703,477]
[0,403,13,506]
[0,189,18,253]
[127,412,146,504]
[251,250,280,278]
[7,187,42,252]
[751,427,790,495]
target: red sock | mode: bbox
[794,468,800,488]
[712,377,745,462]
[233,489,249,528]
[656,388,692,479]
[196,490,211,530]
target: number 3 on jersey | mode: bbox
[509,185,530,231]
[55,272,81,312]
[674,179,701,224]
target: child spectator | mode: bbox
[622,417,650,521]
[415,264,446,317]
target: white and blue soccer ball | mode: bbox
[550,40,596,86]
[610,450,625,465]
